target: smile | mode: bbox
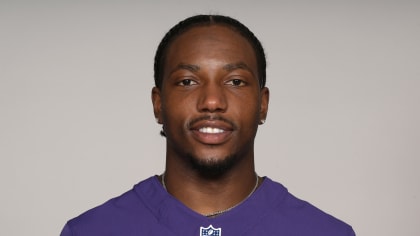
[199,127,225,134]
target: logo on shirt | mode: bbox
[200,225,221,236]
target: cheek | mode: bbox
[161,96,193,125]
[232,95,260,116]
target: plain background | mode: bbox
[1,1,419,235]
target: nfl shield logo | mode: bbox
[200,225,221,236]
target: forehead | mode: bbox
[163,24,257,72]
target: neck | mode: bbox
[161,159,259,216]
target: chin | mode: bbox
[186,153,240,178]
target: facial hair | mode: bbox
[186,152,242,179]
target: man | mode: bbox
[61,15,355,236]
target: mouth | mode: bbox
[189,116,234,144]
[199,127,225,134]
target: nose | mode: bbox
[197,83,227,113]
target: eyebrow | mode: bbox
[170,63,201,74]
[223,62,254,75]
[170,62,254,75]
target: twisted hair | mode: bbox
[153,15,266,89]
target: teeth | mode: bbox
[199,127,225,134]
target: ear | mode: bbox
[259,87,269,124]
[151,87,163,124]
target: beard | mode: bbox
[185,152,242,179]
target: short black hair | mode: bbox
[153,15,266,89]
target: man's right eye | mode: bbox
[178,79,197,86]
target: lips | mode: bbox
[189,117,234,144]
[199,127,225,134]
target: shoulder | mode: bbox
[61,177,159,236]
[259,177,355,235]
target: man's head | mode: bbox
[154,15,267,90]
[152,15,269,176]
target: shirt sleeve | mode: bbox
[348,226,356,236]
[60,223,73,236]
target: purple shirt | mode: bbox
[61,176,355,235]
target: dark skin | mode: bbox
[151,25,269,216]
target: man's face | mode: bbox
[152,25,269,172]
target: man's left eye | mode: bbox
[178,79,197,86]
[226,79,246,86]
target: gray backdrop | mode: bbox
[1,1,419,235]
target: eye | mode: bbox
[226,78,246,87]
[177,78,197,86]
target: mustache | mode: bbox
[187,115,237,130]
